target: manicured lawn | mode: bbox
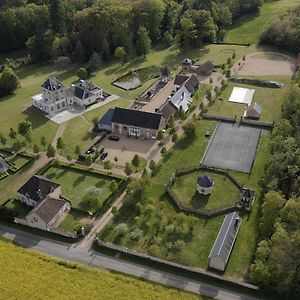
[208,76,291,122]
[43,166,120,213]
[6,155,31,171]
[225,0,300,44]
[58,210,90,232]
[172,171,241,212]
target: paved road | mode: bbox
[0,224,261,300]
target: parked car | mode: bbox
[85,148,95,154]
[99,147,105,154]
[100,152,108,160]
[108,135,119,141]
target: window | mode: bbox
[129,127,140,136]
[62,101,65,107]
[51,106,54,111]
[57,103,60,109]
[33,217,38,222]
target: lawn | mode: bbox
[101,119,271,280]
[225,0,300,44]
[0,240,201,300]
[5,199,31,218]
[6,154,31,171]
[171,171,241,212]
[208,76,291,122]
[58,209,92,232]
[43,166,120,213]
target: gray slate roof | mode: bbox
[158,101,177,119]
[174,74,189,86]
[98,108,114,126]
[18,175,60,203]
[42,76,63,91]
[197,175,213,188]
[199,60,214,73]
[209,212,241,263]
[112,107,163,130]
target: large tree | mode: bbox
[49,0,65,34]
[0,67,20,97]
[136,26,151,57]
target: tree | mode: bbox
[56,137,64,150]
[0,67,20,97]
[125,162,133,176]
[33,144,40,153]
[86,51,102,72]
[217,29,227,42]
[114,46,126,63]
[9,128,17,139]
[136,26,151,57]
[168,115,175,129]
[110,180,117,192]
[40,136,47,147]
[160,147,167,156]
[18,120,32,137]
[132,154,140,168]
[77,67,88,80]
[47,144,56,158]
[85,155,93,166]
[104,160,112,172]
[75,145,81,155]
[81,194,99,212]
[0,133,6,146]
[183,121,196,137]
[92,117,98,128]
[52,160,61,169]
[225,69,231,78]
[172,133,178,143]
[178,106,185,119]
[12,139,22,151]
[206,90,212,102]
[157,130,163,140]
[49,0,65,34]
[260,191,285,239]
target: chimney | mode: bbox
[37,189,43,200]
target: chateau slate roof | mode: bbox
[98,108,114,126]
[158,101,177,119]
[18,175,60,203]
[42,76,63,91]
[112,107,163,130]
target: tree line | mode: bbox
[260,5,300,52]
[0,0,262,65]
[250,86,300,299]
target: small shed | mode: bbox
[208,212,242,272]
[244,103,262,119]
[197,175,214,195]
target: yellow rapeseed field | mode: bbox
[0,240,201,300]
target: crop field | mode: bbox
[0,240,201,300]
[43,166,120,213]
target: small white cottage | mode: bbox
[197,175,214,195]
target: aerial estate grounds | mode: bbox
[171,170,241,212]
[100,118,270,279]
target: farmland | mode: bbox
[0,239,201,300]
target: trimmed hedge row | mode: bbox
[230,77,284,88]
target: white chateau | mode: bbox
[32,76,103,115]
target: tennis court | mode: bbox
[201,122,261,173]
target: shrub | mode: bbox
[77,67,88,80]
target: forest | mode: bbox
[250,86,300,298]
[260,4,300,52]
[0,0,262,64]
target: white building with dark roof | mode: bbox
[32,76,103,115]
[197,175,214,195]
[208,212,242,271]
